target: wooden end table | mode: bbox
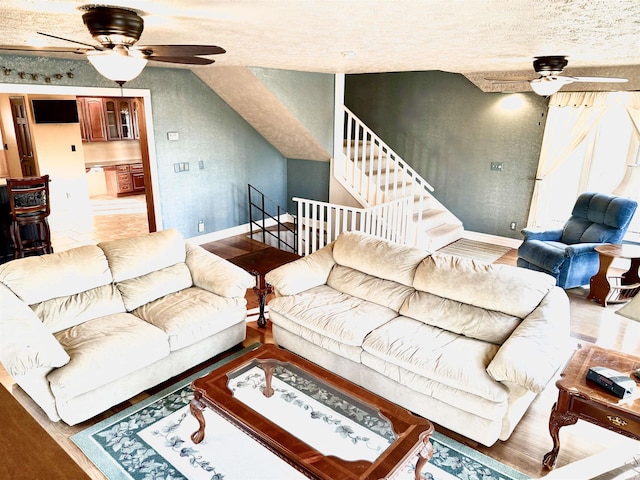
[542,344,640,470]
[228,247,300,327]
[588,244,640,307]
[190,344,434,480]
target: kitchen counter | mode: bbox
[85,159,142,169]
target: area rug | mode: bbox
[438,238,511,264]
[72,344,528,480]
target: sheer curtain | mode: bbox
[527,91,640,237]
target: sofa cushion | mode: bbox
[0,245,112,305]
[362,316,507,404]
[49,313,169,400]
[399,291,520,344]
[31,284,126,333]
[268,285,399,346]
[134,287,247,351]
[332,231,429,286]
[99,229,186,282]
[116,262,193,311]
[412,253,555,318]
[327,265,414,312]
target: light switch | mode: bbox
[167,132,179,141]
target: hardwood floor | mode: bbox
[1,236,639,479]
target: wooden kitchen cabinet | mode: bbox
[104,163,145,197]
[78,97,138,142]
[77,97,108,142]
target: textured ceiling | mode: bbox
[1,0,639,93]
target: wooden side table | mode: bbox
[228,246,300,327]
[588,244,640,307]
[542,344,640,470]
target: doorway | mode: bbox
[9,96,37,176]
[0,84,159,252]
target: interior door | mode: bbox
[9,96,36,177]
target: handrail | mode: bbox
[293,196,413,256]
[341,106,434,208]
[248,184,297,252]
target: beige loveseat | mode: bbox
[0,229,255,425]
[265,231,571,446]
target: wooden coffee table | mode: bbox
[190,344,434,480]
[542,343,640,469]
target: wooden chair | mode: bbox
[6,175,53,258]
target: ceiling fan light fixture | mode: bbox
[87,46,147,85]
[530,77,562,96]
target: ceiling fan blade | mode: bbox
[569,76,629,83]
[134,45,226,57]
[37,32,101,50]
[0,45,88,54]
[144,56,216,65]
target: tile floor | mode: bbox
[49,194,149,252]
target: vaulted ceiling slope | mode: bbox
[1,0,639,93]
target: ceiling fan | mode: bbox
[0,5,226,85]
[486,56,628,96]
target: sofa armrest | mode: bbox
[0,283,70,378]
[265,243,336,296]
[565,243,601,257]
[185,243,255,298]
[521,228,563,242]
[487,287,572,393]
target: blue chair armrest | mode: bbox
[565,243,601,257]
[521,228,563,242]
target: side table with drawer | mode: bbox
[543,343,640,469]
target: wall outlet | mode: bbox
[198,220,205,232]
[198,160,204,170]
[510,221,517,230]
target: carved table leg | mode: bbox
[250,270,273,328]
[258,360,275,398]
[413,430,434,480]
[190,391,208,444]
[542,401,579,469]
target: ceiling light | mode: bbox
[530,77,562,96]
[87,45,147,86]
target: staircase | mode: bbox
[335,107,463,251]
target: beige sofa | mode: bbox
[0,229,255,425]
[265,231,571,446]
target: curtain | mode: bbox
[528,92,613,227]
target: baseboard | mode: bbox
[187,214,295,244]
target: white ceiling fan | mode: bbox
[486,56,628,96]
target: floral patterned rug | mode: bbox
[72,345,528,480]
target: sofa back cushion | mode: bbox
[327,265,414,312]
[413,253,555,316]
[99,229,193,311]
[0,245,124,332]
[332,231,429,287]
[401,253,556,344]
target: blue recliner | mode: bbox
[517,192,638,289]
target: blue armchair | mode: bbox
[517,192,638,289]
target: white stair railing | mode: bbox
[339,106,435,207]
[293,196,413,256]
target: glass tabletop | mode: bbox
[227,359,397,463]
